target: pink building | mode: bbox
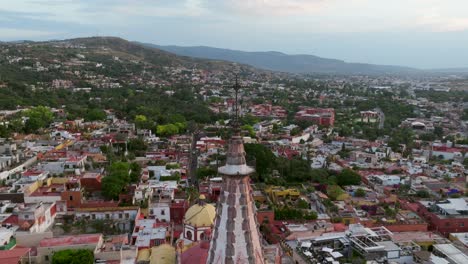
[250,104,287,118]
[295,107,335,126]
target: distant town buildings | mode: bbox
[295,107,335,126]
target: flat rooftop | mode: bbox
[434,243,468,264]
[39,234,102,247]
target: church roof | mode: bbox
[182,242,209,264]
[150,244,176,264]
[184,202,216,228]
[137,249,150,262]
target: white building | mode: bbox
[74,206,139,231]
[148,202,170,223]
[373,175,401,186]
[131,218,168,249]
[17,202,57,233]
[147,180,178,201]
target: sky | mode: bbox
[1,0,468,69]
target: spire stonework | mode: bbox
[206,77,265,264]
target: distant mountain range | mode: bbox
[141,43,421,75]
[3,37,467,75]
[428,68,468,73]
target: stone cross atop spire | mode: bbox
[232,75,241,134]
[217,76,254,176]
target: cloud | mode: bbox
[1,0,468,37]
[0,0,211,25]
[211,0,328,16]
[109,0,208,18]
[0,27,58,40]
[415,7,468,32]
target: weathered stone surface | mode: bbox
[207,130,265,264]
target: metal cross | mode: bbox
[234,75,241,124]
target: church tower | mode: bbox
[207,78,265,264]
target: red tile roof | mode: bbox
[333,223,347,232]
[39,234,102,247]
[2,215,18,225]
[22,170,45,177]
[181,242,209,264]
[0,247,31,264]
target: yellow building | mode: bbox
[265,186,300,202]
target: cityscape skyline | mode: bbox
[1,0,468,69]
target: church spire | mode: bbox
[207,77,265,264]
[218,76,254,176]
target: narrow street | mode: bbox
[189,132,201,187]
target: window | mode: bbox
[106,214,110,219]
[150,210,154,215]
[91,214,96,220]
[24,215,29,219]
[186,230,192,240]
[45,255,49,261]
[161,210,165,215]
[125,213,129,219]
[119,214,123,219]
[69,195,73,201]
[460,222,465,227]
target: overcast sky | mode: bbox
[1,0,468,69]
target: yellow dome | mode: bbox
[150,244,176,264]
[137,249,150,262]
[184,203,216,227]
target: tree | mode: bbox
[327,185,344,201]
[85,108,106,121]
[25,106,53,123]
[102,176,125,200]
[388,128,414,152]
[416,190,430,198]
[24,106,54,133]
[166,163,181,169]
[297,199,310,209]
[157,124,179,136]
[102,162,131,199]
[355,188,366,197]
[244,143,277,178]
[241,124,256,137]
[336,169,361,186]
[52,249,93,264]
[419,133,436,141]
[196,167,217,179]
[434,126,444,139]
[24,117,44,133]
[290,127,302,136]
[242,114,260,126]
[130,162,142,182]
[128,138,147,153]
[134,114,147,127]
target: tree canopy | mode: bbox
[102,161,134,200]
[52,249,93,264]
[336,169,361,186]
[24,106,53,133]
